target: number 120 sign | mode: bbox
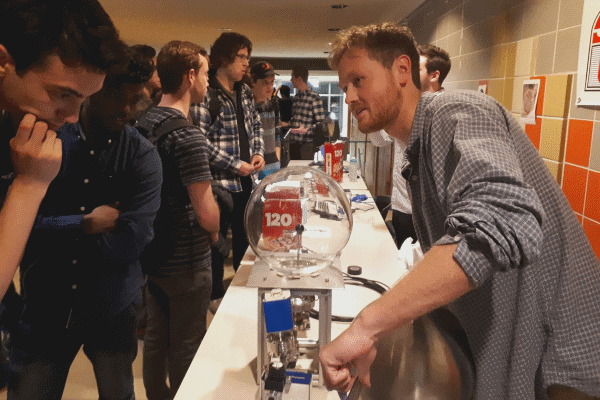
[262,199,303,251]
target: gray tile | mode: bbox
[535,32,556,76]
[506,0,559,42]
[554,25,582,73]
[446,6,464,36]
[463,0,513,26]
[570,73,598,120]
[436,36,450,54]
[462,18,496,54]
[408,13,436,45]
[443,81,463,91]
[520,0,560,39]
[447,30,462,57]
[461,81,481,91]
[506,2,527,42]
[445,56,461,83]
[591,123,600,172]
[461,48,493,81]
[558,0,585,30]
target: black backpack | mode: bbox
[136,116,190,276]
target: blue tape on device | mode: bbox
[263,297,294,333]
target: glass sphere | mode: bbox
[245,166,353,277]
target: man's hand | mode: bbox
[294,125,308,134]
[82,204,120,234]
[251,154,265,171]
[239,161,255,176]
[10,114,62,191]
[319,317,378,393]
[210,231,219,245]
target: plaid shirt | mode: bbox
[406,91,600,399]
[287,88,326,143]
[190,77,264,192]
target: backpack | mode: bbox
[136,115,190,276]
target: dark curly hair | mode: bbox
[103,46,156,87]
[209,32,252,70]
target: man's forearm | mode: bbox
[355,243,473,341]
[0,179,49,298]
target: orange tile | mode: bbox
[525,117,542,149]
[583,218,600,261]
[562,164,588,214]
[584,170,600,222]
[565,119,593,167]
[530,75,546,116]
[576,214,583,224]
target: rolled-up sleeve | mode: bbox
[430,102,545,287]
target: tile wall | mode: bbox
[401,0,600,258]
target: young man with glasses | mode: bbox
[190,33,264,305]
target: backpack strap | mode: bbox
[148,116,190,146]
[207,88,222,126]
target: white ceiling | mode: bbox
[99,0,426,58]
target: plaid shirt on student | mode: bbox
[287,88,326,143]
[190,77,264,192]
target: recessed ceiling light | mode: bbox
[218,28,232,31]
[331,4,348,9]
[328,28,341,32]
[327,42,333,46]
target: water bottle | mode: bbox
[349,157,358,182]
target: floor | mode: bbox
[0,259,235,400]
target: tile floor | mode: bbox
[0,261,235,400]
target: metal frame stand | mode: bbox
[247,259,344,397]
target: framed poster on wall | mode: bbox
[577,0,600,106]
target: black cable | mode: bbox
[308,273,389,323]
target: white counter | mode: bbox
[174,164,403,400]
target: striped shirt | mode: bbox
[190,78,264,192]
[405,90,600,399]
[287,88,326,143]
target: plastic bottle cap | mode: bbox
[347,265,362,275]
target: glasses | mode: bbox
[235,53,250,62]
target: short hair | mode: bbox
[291,66,309,83]
[0,0,127,75]
[103,46,156,88]
[418,44,451,85]
[328,22,421,90]
[209,32,252,70]
[157,41,207,94]
[279,85,291,98]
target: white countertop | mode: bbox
[174,165,403,400]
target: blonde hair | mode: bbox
[328,22,421,89]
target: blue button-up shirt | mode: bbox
[19,122,162,323]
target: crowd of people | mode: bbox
[0,1,326,399]
[1,1,599,400]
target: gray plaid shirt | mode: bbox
[404,91,600,399]
[287,88,326,143]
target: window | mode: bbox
[275,75,348,137]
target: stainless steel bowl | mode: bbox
[359,315,475,400]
